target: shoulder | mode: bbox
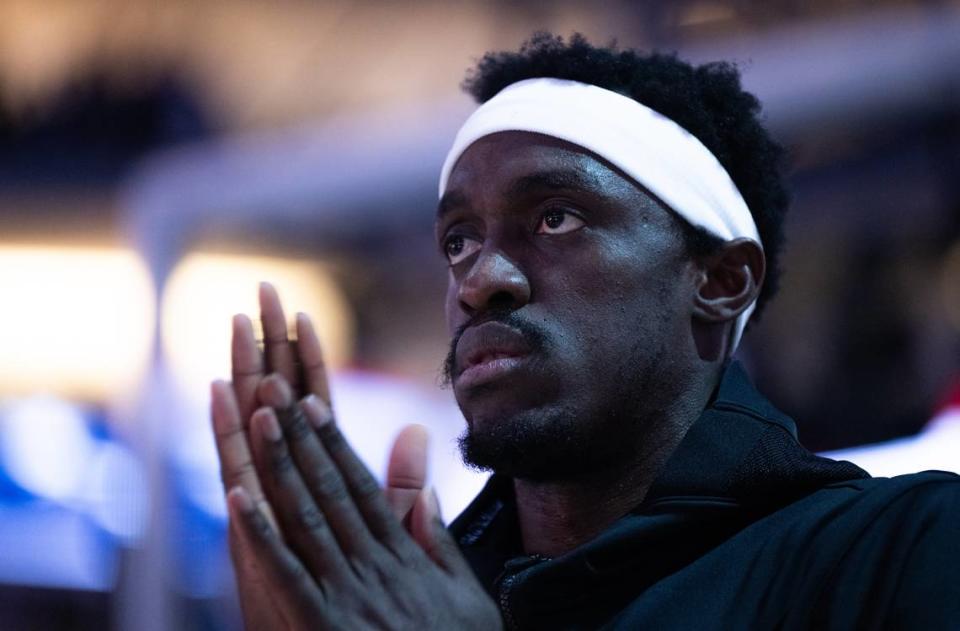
[821,470,960,560]
[827,469,960,515]
[816,470,960,628]
[772,469,960,555]
[603,471,960,630]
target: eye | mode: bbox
[443,234,482,265]
[536,208,585,235]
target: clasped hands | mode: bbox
[210,283,500,630]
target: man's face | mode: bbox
[437,131,699,481]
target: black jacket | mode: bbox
[450,362,960,630]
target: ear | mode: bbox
[692,238,765,324]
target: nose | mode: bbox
[457,248,531,315]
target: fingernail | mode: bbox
[228,487,254,513]
[272,373,292,394]
[301,394,331,428]
[259,375,292,408]
[261,413,282,441]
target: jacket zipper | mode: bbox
[498,572,521,631]
[497,555,550,630]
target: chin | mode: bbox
[457,402,631,482]
[456,380,553,430]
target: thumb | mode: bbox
[386,424,429,525]
[411,487,471,576]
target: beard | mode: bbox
[444,315,676,483]
[457,403,640,482]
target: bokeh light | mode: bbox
[0,396,95,501]
[160,251,353,398]
[0,245,155,401]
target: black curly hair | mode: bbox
[463,32,789,323]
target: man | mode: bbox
[210,34,960,629]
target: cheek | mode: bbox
[542,241,654,310]
[443,280,461,336]
[543,248,689,354]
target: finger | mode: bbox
[227,523,292,630]
[295,312,331,405]
[386,425,429,523]
[259,282,299,392]
[231,314,265,424]
[250,407,354,582]
[211,380,278,532]
[410,488,474,577]
[301,395,412,555]
[228,486,326,628]
[258,376,374,558]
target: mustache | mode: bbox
[440,309,548,386]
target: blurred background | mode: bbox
[1,0,958,628]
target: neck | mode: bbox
[513,365,720,558]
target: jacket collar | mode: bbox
[643,361,866,507]
[449,361,869,625]
[452,361,867,551]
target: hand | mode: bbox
[228,375,502,630]
[211,283,431,629]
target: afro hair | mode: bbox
[462,32,790,323]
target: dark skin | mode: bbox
[439,131,764,556]
[211,285,498,629]
[211,130,764,627]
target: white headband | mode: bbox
[439,78,762,351]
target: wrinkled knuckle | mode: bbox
[296,503,327,534]
[319,425,347,452]
[221,460,256,488]
[388,473,423,490]
[213,425,244,441]
[250,510,273,539]
[270,449,294,475]
[314,468,349,502]
[354,473,381,499]
[284,410,313,442]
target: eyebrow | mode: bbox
[508,169,606,198]
[437,190,468,221]
[436,168,608,220]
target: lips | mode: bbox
[454,321,533,387]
